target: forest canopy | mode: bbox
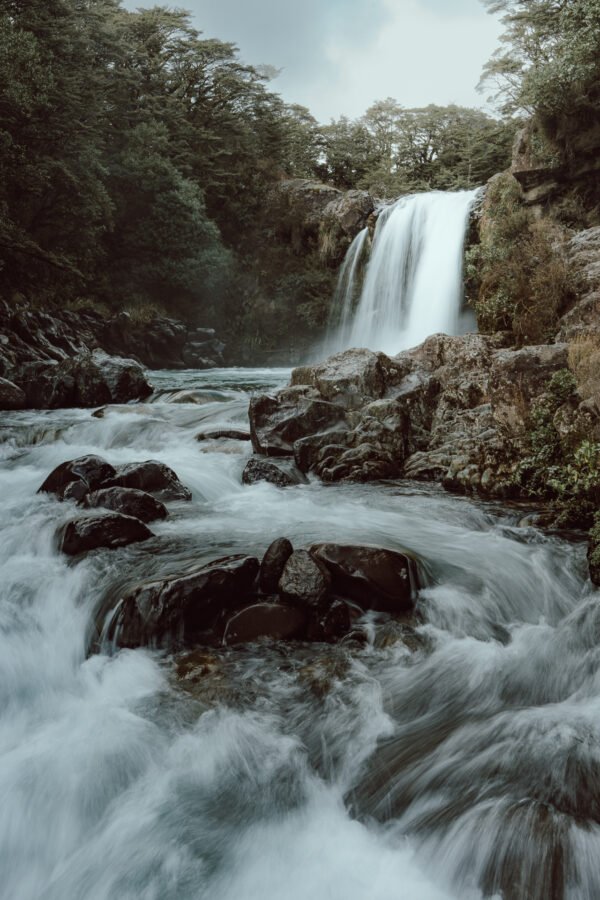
[0,0,513,329]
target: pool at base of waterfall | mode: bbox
[0,367,597,900]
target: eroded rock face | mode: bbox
[558,227,600,342]
[0,377,26,410]
[38,455,117,499]
[278,550,331,607]
[105,460,192,501]
[111,555,260,647]
[83,487,167,523]
[311,544,419,613]
[60,513,153,555]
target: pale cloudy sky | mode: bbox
[127,0,503,121]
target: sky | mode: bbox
[126,0,504,122]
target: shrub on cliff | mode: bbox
[568,334,600,402]
[518,369,600,528]
[466,173,572,344]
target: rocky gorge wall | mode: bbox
[0,300,226,410]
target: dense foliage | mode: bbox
[481,0,600,168]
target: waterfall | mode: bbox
[329,189,479,356]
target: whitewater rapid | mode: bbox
[0,368,597,900]
[328,190,478,356]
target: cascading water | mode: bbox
[1,367,598,900]
[329,189,479,356]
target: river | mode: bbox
[0,367,597,900]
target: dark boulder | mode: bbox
[111,555,260,647]
[60,513,153,555]
[259,538,294,593]
[306,599,352,643]
[196,429,251,442]
[278,550,331,607]
[38,455,116,499]
[105,460,192,501]
[242,457,306,488]
[310,544,420,612]
[223,603,308,645]
[0,377,26,410]
[83,487,167,523]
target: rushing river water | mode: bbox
[0,368,597,900]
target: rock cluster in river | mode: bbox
[108,538,422,650]
[39,455,191,555]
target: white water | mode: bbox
[0,369,598,899]
[329,190,479,356]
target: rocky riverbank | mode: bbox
[247,254,600,586]
[0,300,225,409]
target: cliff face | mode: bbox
[511,118,600,216]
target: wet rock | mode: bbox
[38,455,116,499]
[22,351,152,409]
[242,457,306,487]
[60,513,153,555]
[83,487,167,523]
[112,555,260,647]
[589,529,600,587]
[0,376,26,410]
[291,348,408,407]
[310,544,420,613]
[259,538,294,593]
[223,603,308,645]
[105,460,192,501]
[249,388,346,456]
[278,550,331,607]
[196,429,251,442]
[306,599,352,643]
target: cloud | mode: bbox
[123,0,502,121]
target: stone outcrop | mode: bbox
[247,334,593,496]
[271,178,375,262]
[511,118,600,208]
